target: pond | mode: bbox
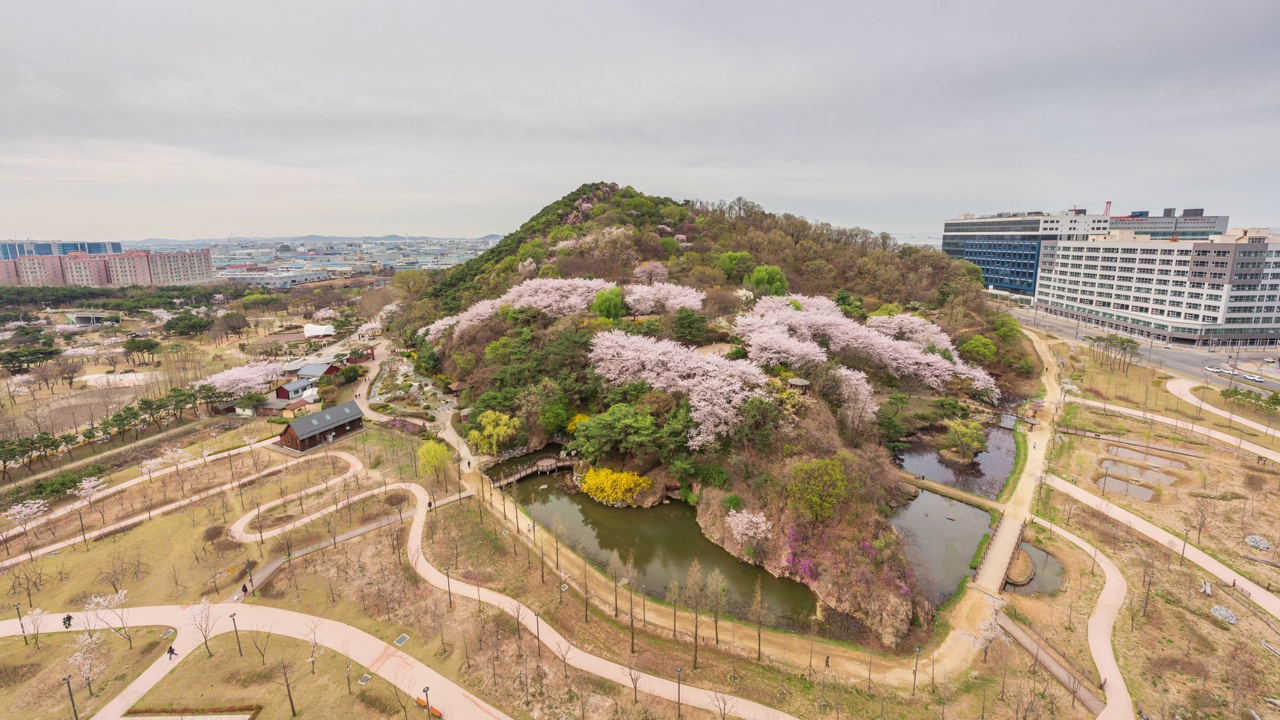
[1005,543,1064,596]
[889,490,992,605]
[1095,475,1156,501]
[898,424,1018,499]
[1099,460,1178,486]
[1105,446,1189,470]
[513,476,819,623]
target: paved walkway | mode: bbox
[0,451,360,570]
[1164,377,1280,443]
[2,433,283,545]
[1026,517,1132,719]
[0,604,511,720]
[1046,474,1280,622]
[1069,397,1280,463]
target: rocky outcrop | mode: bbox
[695,486,927,649]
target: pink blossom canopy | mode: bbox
[423,278,616,342]
[623,282,705,316]
[197,361,283,396]
[589,330,767,449]
[867,313,956,355]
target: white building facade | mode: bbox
[1034,228,1280,347]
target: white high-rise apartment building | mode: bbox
[1034,228,1280,348]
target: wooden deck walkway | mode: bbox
[489,456,577,488]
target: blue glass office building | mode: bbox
[942,212,1109,296]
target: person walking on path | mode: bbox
[63,614,72,629]
[167,646,177,661]
[242,583,249,596]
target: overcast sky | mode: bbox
[2,1,1277,242]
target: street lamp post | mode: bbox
[246,561,255,597]
[230,612,243,656]
[444,567,453,608]
[423,686,430,711]
[14,603,26,645]
[534,612,541,657]
[676,667,683,718]
[64,675,79,720]
[912,647,921,696]
[1181,528,1189,566]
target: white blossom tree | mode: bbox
[623,282,704,315]
[5,499,50,560]
[87,590,134,649]
[26,607,49,648]
[726,510,773,547]
[68,476,108,547]
[198,361,283,396]
[68,632,106,696]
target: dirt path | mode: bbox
[1069,396,1280,462]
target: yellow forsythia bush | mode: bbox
[581,467,651,506]
[566,413,590,434]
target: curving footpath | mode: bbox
[1069,396,1280,463]
[1028,516,1132,719]
[0,604,511,720]
[0,451,361,571]
[238,478,797,720]
[1046,474,1280,622]
[1164,377,1280,442]
[1,433,283,545]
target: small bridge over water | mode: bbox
[489,456,578,489]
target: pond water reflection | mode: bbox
[898,425,1017,500]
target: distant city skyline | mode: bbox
[3,2,1279,241]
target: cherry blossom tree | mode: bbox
[589,330,766,448]
[632,262,669,284]
[867,313,956,355]
[425,279,616,341]
[198,361,283,396]
[4,499,49,560]
[68,632,106,695]
[312,307,339,321]
[87,590,134,649]
[623,282,705,315]
[726,510,772,546]
[734,295,998,401]
[835,368,878,434]
[733,322,827,369]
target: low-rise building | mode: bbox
[279,400,364,451]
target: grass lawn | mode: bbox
[0,627,168,719]
[137,632,404,720]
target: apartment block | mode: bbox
[148,248,214,286]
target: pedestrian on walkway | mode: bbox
[63,614,72,629]
[242,583,249,596]
[167,646,177,660]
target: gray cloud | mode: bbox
[2,0,1277,240]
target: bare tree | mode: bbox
[189,597,218,657]
[1191,497,1215,543]
[712,690,736,719]
[250,623,274,666]
[386,673,411,720]
[626,654,643,704]
[271,659,299,717]
[304,618,323,675]
[683,559,706,669]
[26,607,49,649]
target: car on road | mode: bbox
[1220,368,1239,376]
[1204,366,1223,373]
[1244,374,1266,383]
[1265,357,1276,363]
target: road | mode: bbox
[1010,306,1280,393]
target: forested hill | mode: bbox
[389,182,1038,648]
[393,181,1032,385]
